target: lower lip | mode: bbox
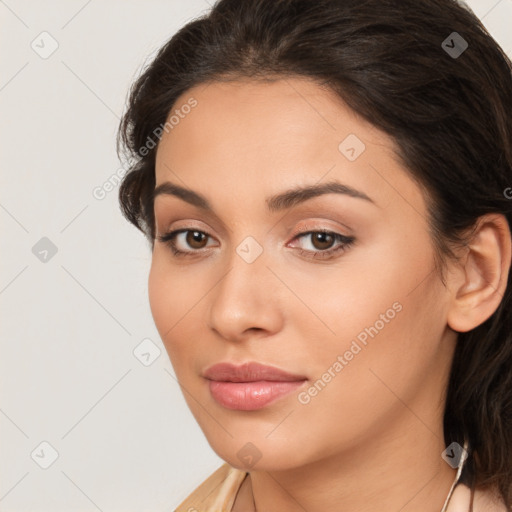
[208,379,307,410]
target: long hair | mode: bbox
[116,0,512,506]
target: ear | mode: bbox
[446,213,511,333]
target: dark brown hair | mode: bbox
[116,0,512,506]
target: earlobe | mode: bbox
[447,214,511,333]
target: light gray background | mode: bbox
[1,1,511,510]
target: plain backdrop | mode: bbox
[1,0,511,510]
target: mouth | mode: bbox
[203,361,308,411]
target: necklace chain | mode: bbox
[249,440,469,512]
[440,439,469,512]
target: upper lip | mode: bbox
[203,362,307,382]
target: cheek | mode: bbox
[147,253,199,366]
[288,233,432,349]
[289,232,442,392]
[148,255,172,336]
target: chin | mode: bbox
[209,438,312,472]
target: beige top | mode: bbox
[174,462,508,512]
[175,463,246,512]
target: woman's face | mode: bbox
[149,77,457,470]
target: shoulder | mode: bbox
[448,483,509,512]
[174,462,249,512]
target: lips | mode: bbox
[203,361,307,382]
[203,362,308,410]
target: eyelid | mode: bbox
[157,219,352,243]
[289,219,354,238]
[155,210,232,238]
[158,215,354,240]
[155,220,216,245]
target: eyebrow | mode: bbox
[153,180,376,213]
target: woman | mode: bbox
[116,0,512,510]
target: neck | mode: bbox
[246,416,458,512]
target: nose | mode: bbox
[206,239,284,343]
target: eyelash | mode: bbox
[156,228,356,261]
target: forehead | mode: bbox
[165,77,378,133]
[153,77,426,219]
[156,77,388,170]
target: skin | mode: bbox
[149,77,511,512]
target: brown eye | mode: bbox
[290,230,356,261]
[186,230,209,249]
[310,232,335,251]
[156,228,215,256]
